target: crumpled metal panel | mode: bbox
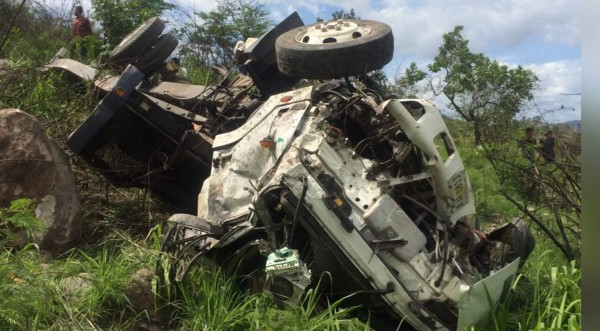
[147,81,209,100]
[44,58,98,82]
[382,99,476,225]
[44,58,123,94]
[213,86,313,149]
[197,88,312,225]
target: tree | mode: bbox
[403,26,538,145]
[1,0,69,60]
[390,62,427,98]
[316,8,358,22]
[179,0,270,70]
[91,0,175,48]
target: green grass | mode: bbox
[0,212,369,331]
[484,240,580,331]
[165,264,369,330]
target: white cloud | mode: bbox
[526,60,581,122]
[271,0,580,59]
[529,60,581,96]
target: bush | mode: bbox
[487,244,580,331]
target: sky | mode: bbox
[68,0,581,123]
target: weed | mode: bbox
[0,198,45,246]
[486,244,580,331]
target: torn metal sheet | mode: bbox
[456,258,520,330]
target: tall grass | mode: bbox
[244,275,368,331]
[483,239,581,331]
[174,266,255,330]
[0,245,61,330]
[0,212,369,331]
[167,265,369,330]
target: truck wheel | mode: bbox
[134,33,178,76]
[275,20,394,79]
[109,16,165,66]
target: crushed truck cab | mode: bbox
[50,13,534,331]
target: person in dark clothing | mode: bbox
[539,130,556,163]
[71,6,93,58]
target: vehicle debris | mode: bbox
[47,12,534,330]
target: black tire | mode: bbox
[275,20,394,79]
[134,33,178,76]
[109,16,165,66]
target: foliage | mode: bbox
[178,0,270,70]
[0,0,71,62]
[91,0,175,48]
[0,64,95,147]
[390,62,428,98]
[447,118,520,221]
[0,200,53,329]
[59,236,146,327]
[0,198,45,247]
[316,8,358,22]
[170,266,368,331]
[0,246,63,330]
[486,141,577,261]
[485,245,580,331]
[477,123,580,261]
[451,115,580,261]
[0,230,160,330]
[402,26,538,145]
[453,120,581,329]
[174,266,255,330]
[494,156,580,261]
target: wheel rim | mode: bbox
[294,20,373,45]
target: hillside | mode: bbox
[0,2,581,330]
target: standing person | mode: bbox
[71,6,93,58]
[171,58,188,78]
[519,127,538,162]
[160,57,190,83]
[540,130,556,163]
[233,40,249,75]
[519,127,540,199]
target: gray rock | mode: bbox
[59,272,93,300]
[125,268,156,312]
[0,59,10,72]
[0,108,82,254]
[126,268,172,325]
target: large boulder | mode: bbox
[0,108,81,254]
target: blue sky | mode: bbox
[73,0,581,123]
[262,0,581,123]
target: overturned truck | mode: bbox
[48,13,534,331]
